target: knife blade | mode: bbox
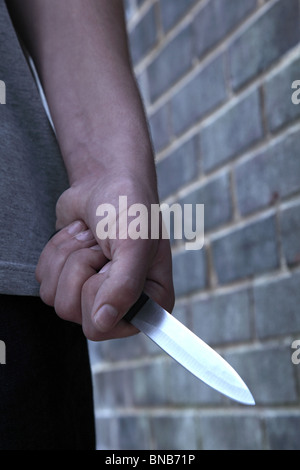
[124,293,255,406]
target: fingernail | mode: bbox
[90,245,102,251]
[67,221,84,235]
[99,262,110,273]
[75,229,94,241]
[94,304,118,332]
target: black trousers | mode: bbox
[0,295,96,450]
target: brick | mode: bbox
[135,70,149,105]
[147,25,194,102]
[194,0,257,59]
[280,203,300,267]
[156,137,199,200]
[264,56,300,132]
[294,356,300,391]
[171,54,227,135]
[130,360,169,406]
[229,0,300,90]
[149,103,171,153]
[151,414,198,450]
[178,170,232,232]
[123,0,135,22]
[201,89,264,173]
[168,359,224,406]
[191,288,252,346]
[95,417,118,450]
[254,272,300,339]
[90,333,149,363]
[160,0,197,32]
[225,346,298,405]
[94,361,171,411]
[97,330,159,361]
[235,130,300,216]
[88,340,104,364]
[172,301,190,327]
[128,5,158,64]
[172,247,207,296]
[117,416,151,450]
[197,415,262,450]
[93,368,132,409]
[265,415,300,450]
[212,215,279,284]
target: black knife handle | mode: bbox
[124,292,149,322]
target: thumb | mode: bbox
[91,247,149,333]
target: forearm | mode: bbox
[7,0,156,185]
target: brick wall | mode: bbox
[88,0,300,450]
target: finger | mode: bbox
[36,220,97,305]
[89,241,154,333]
[81,265,139,341]
[143,238,175,313]
[36,220,87,282]
[54,246,107,324]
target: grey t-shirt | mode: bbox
[0,0,69,296]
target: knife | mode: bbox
[124,293,255,406]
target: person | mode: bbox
[0,0,174,450]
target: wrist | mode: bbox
[54,62,155,186]
[67,131,157,188]
[56,158,159,229]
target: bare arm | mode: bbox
[7,0,174,339]
[7,0,156,185]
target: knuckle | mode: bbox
[64,251,82,273]
[54,296,80,323]
[53,297,68,320]
[67,248,89,266]
[54,242,71,257]
[39,284,55,307]
[81,275,96,298]
[55,188,72,223]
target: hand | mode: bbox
[36,174,175,341]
